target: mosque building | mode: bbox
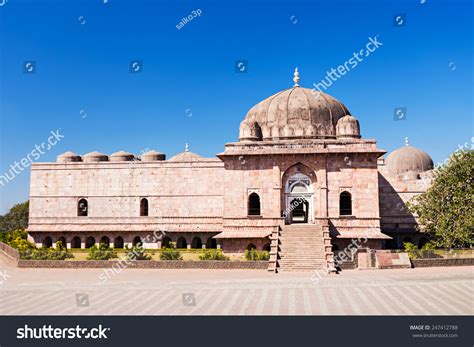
[27,69,433,271]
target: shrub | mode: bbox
[160,242,182,260]
[245,249,269,261]
[199,249,229,261]
[87,243,117,260]
[20,242,74,260]
[0,229,35,250]
[404,241,437,259]
[125,244,152,260]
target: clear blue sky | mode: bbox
[0,0,472,213]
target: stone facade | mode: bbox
[27,72,434,270]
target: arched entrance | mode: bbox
[71,236,81,249]
[284,173,314,224]
[114,236,124,249]
[57,237,66,249]
[191,237,202,249]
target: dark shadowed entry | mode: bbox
[290,198,309,223]
[114,236,124,248]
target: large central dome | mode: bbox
[239,69,352,141]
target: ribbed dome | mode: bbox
[336,115,361,139]
[386,144,433,175]
[239,70,351,141]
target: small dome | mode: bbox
[83,151,109,162]
[110,151,135,162]
[141,150,166,161]
[336,115,361,139]
[57,151,82,163]
[386,143,433,175]
[168,151,203,162]
[169,144,203,162]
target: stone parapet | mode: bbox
[17,260,268,269]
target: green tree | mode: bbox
[0,201,29,233]
[408,149,473,248]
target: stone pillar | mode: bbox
[110,242,115,249]
[319,155,328,218]
[273,163,282,217]
[187,244,191,250]
[202,244,206,249]
[81,242,85,249]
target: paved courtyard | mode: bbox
[0,258,472,315]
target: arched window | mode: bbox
[133,236,142,247]
[71,236,81,249]
[206,237,217,249]
[57,237,66,249]
[177,237,187,249]
[162,237,171,248]
[43,236,53,248]
[140,198,149,216]
[78,198,88,217]
[191,237,202,249]
[339,191,352,216]
[247,243,256,251]
[114,236,124,249]
[85,236,96,248]
[100,236,110,247]
[263,243,271,252]
[248,193,261,215]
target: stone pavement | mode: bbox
[0,258,472,315]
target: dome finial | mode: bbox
[404,136,409,146]
[185,143,189,152]
[293,67,300,87]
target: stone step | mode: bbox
[275,224,329,272]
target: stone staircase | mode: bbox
[268,223,334,273]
